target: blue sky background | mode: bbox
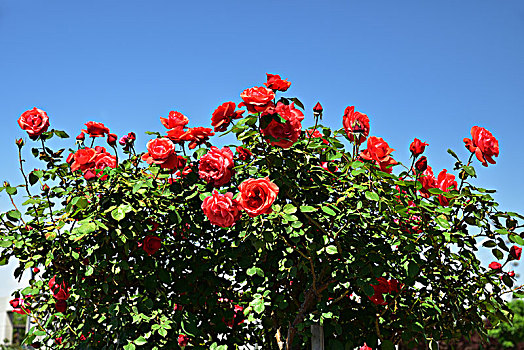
[0,0,523,296]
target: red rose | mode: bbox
[202,191,241,228]
[239,86,275,114]
[198,147,235,187]
[343,106,370,145]
[313,102,323,114]
[359,136,397,173]
[508,271,515,277]
[33,267,40,274]
[18,107,50,139]
[211,102,244,132]
[83,121,110,137]
[143,236,161,255]
[10,297,29,315]
[415,156,428,172]
[107,133,117,146]
[94,152,117,180]
[235,146,252,161]
[510,245,522,260]
[418,165,437,198]
[70,148,97,172]
[166,127,186,143]
[55,300,67,313]
[53,284,71,301]
[463,126,499,167]
[236,177,279,217]
[368,277,389,305]
[178,334,189,347]
[360,343,372,350]
[180,127,215,150]
[160,111,189,130]
[141,138,182,169]
[437,169,457,206]
[76,132,85,141]
[261,102,304,149]
[489,261,502,270]
[264,73,291,92]
[410,138,428,157]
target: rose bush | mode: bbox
[0,73,523,350]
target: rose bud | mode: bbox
[107,133,118,146]
[410,138,428,157]
[415,156,428,172]
[509,245,522,260]
[313,102,323,114]
[178,334,189,347]
[15,138,24,148]
[76,132,85,141]
[41,184,50,193]
[508,271,515,277]
[33,267,40,274]
[119,135,128,146]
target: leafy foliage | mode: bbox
[1,76,523,349]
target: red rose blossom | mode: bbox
[180,127,215,150]
[211,102,244,132]
[236,146,252,161]
[359,136,397,173]
[70,148,97,172]
[178,334,189,347]
[55,300,67,313]
[343,106,370,145]
[510,245,522,260]
[410,138,428,157]
[264,73,291,92]
[489,261,502,270]
[360,343,372,350]
[239,86,275,114]
[143,236,161,256]
[83,121,110,137]
[437,169,457,206]
[236,177,279,217]
[464,126,499,167]
[107,133,117,146]
[198,147,235,187]
[160,111,189,129]
[202,190,241,228]
[18,107,50,139]
[418,165,437,198]
[261,102,304,149]
[141,138,183,169]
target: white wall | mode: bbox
[0,296,13,344]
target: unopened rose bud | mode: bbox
[15,138,24,148]
[415,156,428,172]
[76,132,85,141]
[313,102,323,114]
[33,267,40,274]
[107,133,117,146]
[42,184,50,192]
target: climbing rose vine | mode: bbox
[1,74,523,350]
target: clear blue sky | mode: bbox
[1,0,523,296]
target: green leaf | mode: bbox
[463,165,476,177]
[29,172,39,186]
[283,204,297,214]
[288,97,304,110]
[300,205,316,213]
[407,261,419,278]
[326,245,338,255]
[247,267,264,277]
[6,210,21,221]
[6,186,17,195]
[447,148,460,161]
[124,343,136,350]
[0,240,12,248]
[492,248,504,260]
[193,148,208,160]
[321,206,336,216]
[54,130,69,138]
[158,328,167,337]
[435,215,450,229]
[365,191,379,201]
[112,207,126,221]
[85,266,94,276]
[134,336,147,345]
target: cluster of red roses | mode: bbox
[161,110,215,150]
[201,177,279,228]
[67,144,117,180]
[9,296,30,315]
[367,277,402,306]
[489,245,521,278]
[49,275,71,313]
